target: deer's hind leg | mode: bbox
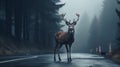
[54,42,62,62]
[54,43,59,62]
[57,44,62,62]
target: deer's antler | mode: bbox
[117,0,120,4]
[76,13,80,17]
[73,13,80,22]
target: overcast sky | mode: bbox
[59,0,104,31]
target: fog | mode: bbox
[59,0,104,52]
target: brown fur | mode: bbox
[55,31,68,43]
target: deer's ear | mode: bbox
[66,21,70,25]
[73,22,77,25]
[66,20,70,25]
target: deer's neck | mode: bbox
[68,32,74,37]
[67,31,74,43]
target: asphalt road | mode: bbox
[0,53,120,67]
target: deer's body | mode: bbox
[54,13,80,62]
[55,31,74,44]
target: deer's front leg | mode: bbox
[65,44,70,62]
[69,44,72,62]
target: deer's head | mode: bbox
[61,13,80,33]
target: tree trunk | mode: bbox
[5,0,13,36]
[14,0,23,41]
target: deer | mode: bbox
[54,13,80,62]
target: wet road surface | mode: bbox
[0,53,120,67]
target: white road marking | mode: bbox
[0,56,39,64]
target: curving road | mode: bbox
[0,53,120,67]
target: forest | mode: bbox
[0,0,64,55]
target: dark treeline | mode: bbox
[116,0,120,50]
[0,0,64,52]
[88,0,120,52]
